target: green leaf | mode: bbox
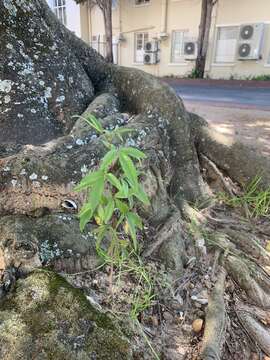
[97,205,105,223]
[95,225,108,248]
[121,147,146,160]
[88,175,105,213]
[128,212,143,230]
[116,128,135,135]
[74,170,103,192]
[126,212,138,251]
[100,148,118,170]
[133,184,150,206]
[115,190,128,199]
[84,114,104,133]
[115,199,129,214]
[78,203,93,231]
[107,173,122,190]
[104,198,115,224]
[119,153,138,187]
[122,180,129,197]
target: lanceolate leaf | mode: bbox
[79,203,93,231]
[133,184,150,206]
[74,170,103,192]
[97,205,105,223]
[107,173,122,190]
[88,175,105,213]
[126,212,138,251]
[121,147,146,160]
[128,212,143,230]
[100,148,118,170]
[104,197,115,224]
[115,199,129,214]
[84,114,104,133]
[95,225,109,248]
[119,153,138,187]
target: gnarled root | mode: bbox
[236,302,270,356]
[223,228,270,266]
[225,255,270,308]
[200,267,226,360]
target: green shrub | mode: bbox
[74,114,150,258]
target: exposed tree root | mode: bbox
[197,125,270,191]
[236,302,270,356]
[222,228,270,266]
[200,267,226,360]
[200,154,235,197]
[225,255,270,309]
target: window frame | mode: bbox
[170,29,188,64]
[53,0,67,26]
[213,25,239,65]
[112,0,118,10]
[134,32,149,63]
[134,0,150,7]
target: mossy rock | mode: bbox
[0,270,132,359]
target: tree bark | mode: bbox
[195,0,216,78]
[103,0,114,63]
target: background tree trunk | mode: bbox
[195,0,216,78]
[77,0,114,63]
[103,0,113,63]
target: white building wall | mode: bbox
[46,0,81,38]
[66,1,81,37]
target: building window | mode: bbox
[135,0,150,5]
[91,35,107,58]
[134,32,149,63]
[215,26,239,63]
[53,0,67,26]
[112,0,118,10]
[171,30,188,63]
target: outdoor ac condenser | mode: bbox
[238,23,264,60]
[143,52,159,65]
[184,41,198,60]
[144,40,159,52]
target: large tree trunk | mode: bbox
[1,1,270,359]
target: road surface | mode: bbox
[168,81,270,110]
[162,79,270,155]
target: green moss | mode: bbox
[0,270,132,360]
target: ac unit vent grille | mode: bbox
[184,42,195,55]
[145,42,152,51]
[240,25,254,40]
[238,43,251,57]
[144,54,151,63]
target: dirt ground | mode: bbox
[185,101,270,156]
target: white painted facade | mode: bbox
[46,0,82,38]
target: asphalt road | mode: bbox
[170,83,270,110]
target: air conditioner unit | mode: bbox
[238,23,264,60]
[144,40,159,52]
[184,41,198,60]
[143,52,158,65]
[118,33,126,42]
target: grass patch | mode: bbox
[249,74,270,81]
[218,176,270,218]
